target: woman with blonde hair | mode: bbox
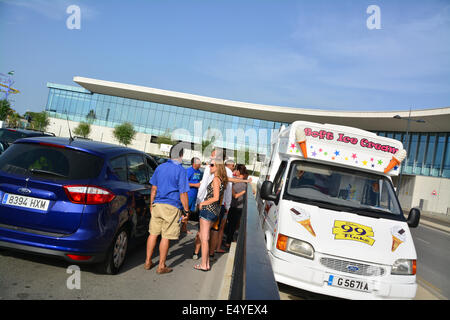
[194,159,228,271]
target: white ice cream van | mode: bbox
[256,121,420,300]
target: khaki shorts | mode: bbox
[149,203,182,240]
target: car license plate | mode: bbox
[327,274,371,292]
[2,193,50,212]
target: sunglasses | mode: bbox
[209,164,215,167]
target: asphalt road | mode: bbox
[0,222,229,300]
[279,221,450,300]
[412,223,450,300]
[1,219,448,300]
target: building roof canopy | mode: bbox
[74,76,450,133]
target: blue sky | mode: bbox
[0,0,449,115]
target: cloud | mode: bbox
[289,3,450,92]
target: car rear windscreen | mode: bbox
[0,143,104,181]
[0,129,27,143]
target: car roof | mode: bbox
[14,136,146,158]
[0,128,53,135]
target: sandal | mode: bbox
[144,261,155,270]
[156,266,173,274]
[194,264,210,272]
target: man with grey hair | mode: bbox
[144,143,190,274]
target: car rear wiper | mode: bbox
[29,168,68,178]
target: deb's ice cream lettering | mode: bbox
[290,207,316,237]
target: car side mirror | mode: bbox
[260,181,277,202]
[407,208,420,228]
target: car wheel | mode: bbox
[100,227,129,275]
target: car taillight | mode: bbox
[38,142,66,149]
[66,254,92,261]
[64,185,115,205]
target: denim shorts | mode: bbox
[199,209,218,222]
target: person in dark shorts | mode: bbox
[225,164,248,247]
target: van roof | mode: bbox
[277,121,404,176]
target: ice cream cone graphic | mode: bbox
[391,225,406,252]
[384,149,407,173]
[391,235,403,252]
[290,207,316,237]
[299,219,316,237]
[295,128,307,159]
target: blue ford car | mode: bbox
[0,137,157,274]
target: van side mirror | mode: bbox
[260,181,277,202]
[407,208,420,228]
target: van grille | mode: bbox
[320,257,385,277]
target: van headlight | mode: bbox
[276,234,315,259]
[391,259,416,275]
[287,238,315,259]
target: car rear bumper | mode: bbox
[0,220,113,263]
[0,239,106,263]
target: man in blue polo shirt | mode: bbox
[144,143,190,274]
[185,157,203,223]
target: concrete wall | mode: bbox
[48,117,206,159]
[411,175,450,215]
[47,117,262,171]
[397,174,450,216]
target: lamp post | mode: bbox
[393,108,425,195]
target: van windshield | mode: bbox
[284,161,403,220]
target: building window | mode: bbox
[422,134,436,176]
[443,134,450,178]
[414,134,427,175]
[432,133,446,176]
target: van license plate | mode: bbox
[2,193,50,212]
[327,275,371,292]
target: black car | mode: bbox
[0,128,55,155]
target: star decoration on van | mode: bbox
[352,153,357,159]
[312,151,317,157]
[290,143,296,149]
[378,160,383,165]
[334,150,340,156]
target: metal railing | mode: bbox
[229,184,280,300]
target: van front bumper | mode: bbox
[269,251,417,300]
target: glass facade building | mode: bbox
[45,83,287,156]
[45,83,450,178]
[376,131,450,178]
